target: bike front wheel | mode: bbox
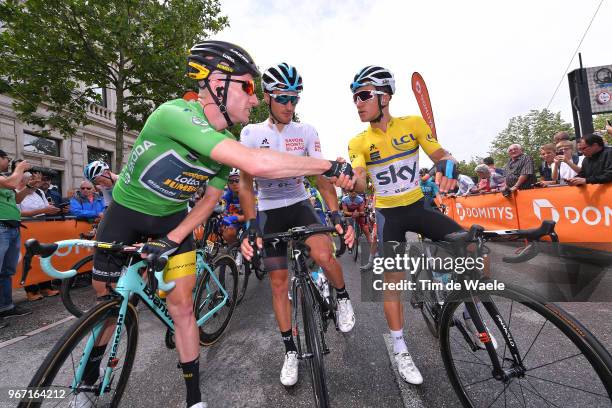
[19,299,139,408]
[296,281,329,408]
[194,254,238,346]
[60,254,95,317]
[439,283,612,408]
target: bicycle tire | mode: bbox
[60,254,95,317]
[408,242,446,337]
[19,299,139,408]
[253,260,266,281]
[333,233,346,257]
[298,281,330,408]
[352,223,361,263]
[194,254,238,346]
[439,283,612,408]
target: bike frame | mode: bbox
[41,243,229,395]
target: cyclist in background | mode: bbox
[419,168,442,209]
[84,160,118,208]
[220,169,244,244]
[341,190,372,247]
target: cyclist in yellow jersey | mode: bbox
[347,66,463,385]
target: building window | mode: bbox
[91,86,107,108]
[87,147,112,169]
[23,132,61,157]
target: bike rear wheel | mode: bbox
[296,281,329,408]
[439,283,612,407]
[60,254,95,317]
[19,299,138,408]
[194,254,238,346]
[228,243,249,305]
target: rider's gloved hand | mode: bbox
[435,159,459,193]
[141,236,180,258]
[323,161,354,179]
[239,219,262,261]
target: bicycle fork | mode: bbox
[462,295,526,382]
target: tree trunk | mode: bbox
[115,87,124,172]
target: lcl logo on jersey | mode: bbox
[392,134,416,151]
[376,162,417,185]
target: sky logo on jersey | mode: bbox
[139,151,215,202]
[392,134,417,151]
[375,161,417,185]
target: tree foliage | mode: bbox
[0,0,228,170]
[456,157,482,179]
[593,113,612,144]
[488,109,573,168]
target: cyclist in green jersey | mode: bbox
[86,41,355,408]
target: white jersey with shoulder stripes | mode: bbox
[240,120,323,211]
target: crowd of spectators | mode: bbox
[420,125,612,201]
[1,153,113,323]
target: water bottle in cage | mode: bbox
[311,267,330,298]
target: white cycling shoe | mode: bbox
[394,352,424,385]
[188,402,208,408]
[280,351,299,387]
[337,298,355,333]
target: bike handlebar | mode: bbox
[21,239,175,292]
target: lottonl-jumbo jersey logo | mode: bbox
[392,134,417,151]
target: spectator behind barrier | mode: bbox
[40,171,63,206]
[456,174,475,196]
[537,144,556,185]
[552,140,583,184]
[70,180,105,220]
[18,170,67,218]
[482,156,505,177]
[567,133,612,185]
[503,144,535,192]
[0,151,33,319]
[472,164,504,193]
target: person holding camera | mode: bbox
[16,167,65,301]
[0,150,34,320]
[551,140,583,184]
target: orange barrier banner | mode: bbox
[13,218,94,288]
[442,192,519,231]
[440,184,611,245]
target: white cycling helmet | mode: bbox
[84,160,109,181]
[229,168,240,177]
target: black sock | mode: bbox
[82,345,106,385]
[281,329,297,353]
[180,357,201,407]
[336,286,350,300]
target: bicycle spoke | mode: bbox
[522,378,560,408]
[464,375,497,388]
[524,373,609,398]
[526,352,583,371]
[522,318,549,363]
[485,381,511,408]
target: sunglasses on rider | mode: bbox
[352,89,386,104]
[270,93,300,105]
[227,79,256,96]
[228,178,240,184]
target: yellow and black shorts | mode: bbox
[93,202,196,283]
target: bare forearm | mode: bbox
[166,189,222,243]
[239,172,257,220]
[514,175,528,188]
[211,140,332,179]
[317,175,339,212]
[15,188,33,203]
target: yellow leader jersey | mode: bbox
[348,116,442,209]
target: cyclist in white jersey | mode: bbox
[239,63,355,388]
[84,160,118,207]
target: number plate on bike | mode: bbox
[205,240,215,254]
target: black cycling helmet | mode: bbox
[187,40,260,126]
[350,65,395,123]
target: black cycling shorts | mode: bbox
[375,198,463,257]
[258,199,321,269]
[93,202,194,282]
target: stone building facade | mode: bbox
[0,90,138,196]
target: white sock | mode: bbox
[390,329,408,354]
